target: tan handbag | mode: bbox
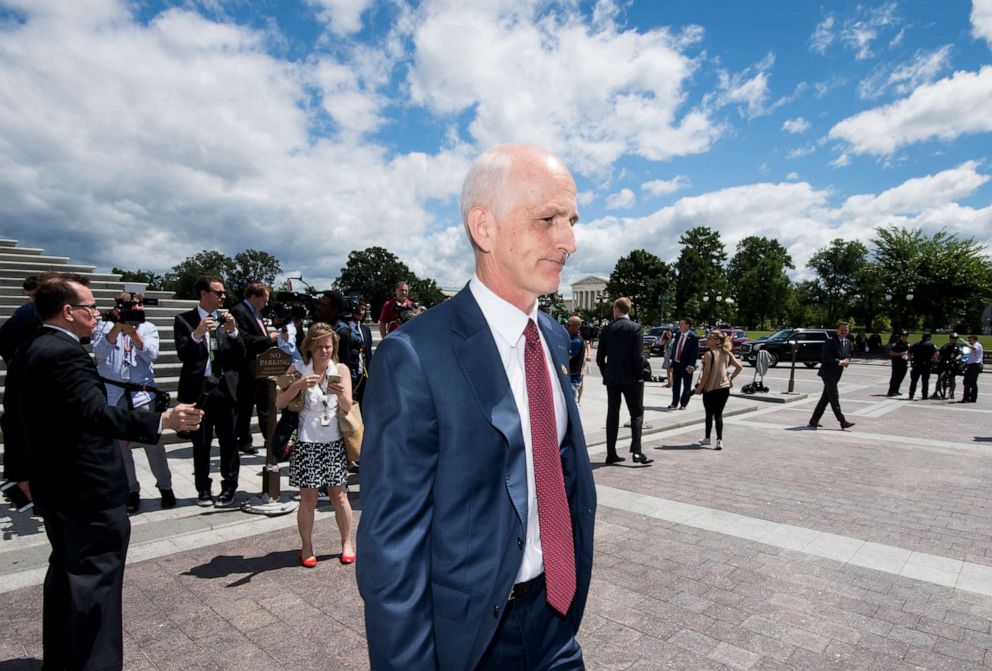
[338,402,364,463]
[275,369,305,413]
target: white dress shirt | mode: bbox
[469,275,567,584]
[192,305,237,377]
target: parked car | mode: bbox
[644,324,679,356]
[738,328,833,367]
[699,327,749,355]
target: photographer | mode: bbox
[231,283,280,455]
[315,290,360,387]
[378,280,413,337]
[174,276,245,508]
[93,292,174,512]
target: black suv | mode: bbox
[739,328,834,367]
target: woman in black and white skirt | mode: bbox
[275,322,355,568]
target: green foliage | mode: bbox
[674,227,727,319]
[605,249,674,326]
[539,291,568,321]
[336,247,411,316]
[227,249,282,300]
[111,267,166,292]
[726,236,794,329]
[808,239,869,325]
[163,250,234,300]
[408,275,446,307]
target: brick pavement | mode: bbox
[2,362,991,670]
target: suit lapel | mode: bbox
[450,289,528,530]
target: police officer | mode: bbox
[936,333,962,400]
[907,332,937,400]
[886,330,910,397]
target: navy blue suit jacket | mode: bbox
[670,330,699,372]
[357,287,596,671]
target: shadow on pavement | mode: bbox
[652,443,705,451]
[0,659,41,670]
[182,550,302,587]
[0,510,44,540]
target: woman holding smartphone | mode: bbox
[693,329,742,450]
[275,322,355,568]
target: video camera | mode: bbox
[394,301,426,324]
[102,296,158,325]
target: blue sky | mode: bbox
[1,0,990,295]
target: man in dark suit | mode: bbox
[668,317,699,410]
[350,301,375,403]
[596,297,652,465]
[231,282,279,455]
[808,321,856,430]
[174,275,246,507]
[2,275,200,671]
[358,144,596,671]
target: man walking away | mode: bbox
[808,321,856,430]
[908,333,937,400]
[886,331,910,397]
[597,298,652,465]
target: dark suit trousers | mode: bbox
[43,506,130,671]
[888,360,908,396]
[671,366,694,408]
[812,376,845,424]
[235,376,269,448]
[475,577,584,671]
[191,394,239,492]
[606,384,643,456]
[963,364,981,402]
[908,366,931,399]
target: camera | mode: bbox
[102,296,157,325]
[394,301,426,324]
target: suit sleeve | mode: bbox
[174,314,204,363]
[631,324,645,380]
[356,334,441,671]
[822,339,840,367]
[56,346,160,443]
[1,355,26,481]
[596,325,608,375]
[233,304,272,357]
[218,328,246,371]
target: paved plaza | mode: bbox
[2,358,991,670]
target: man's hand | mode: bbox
[686,365,695,373]
[193,318,215,339]
[841,358,850,367]
[221,313,237,334]
[121,323,144,349]
[270,331,281,341]
[161,404,204,432]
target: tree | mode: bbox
[808,239,869,326]
[539,292,568,321]
[408,275,446,307]
[227,249,282,300]
[785,281,821,328]
[111,267,166,292]
[163,250,234,300]
[871,226,992,331]
[336,247,410,315]
[726,236,794,329]
[674,227,727,320]
[605,249,674,326]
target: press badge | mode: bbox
[320,414,332,427]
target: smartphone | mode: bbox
[1,481,33,513]
[326,373,341,384]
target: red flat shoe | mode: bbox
[299,552,317,568]
[340,552,356,565]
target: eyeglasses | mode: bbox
[70,303,99,312]
[208,290,226,297]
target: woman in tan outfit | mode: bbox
[693,330,743,449]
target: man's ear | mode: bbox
[467,206,494,254]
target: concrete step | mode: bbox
[0,246,43,256]
[0,287,178,300]
[0,259,98,274]
[0,240,17,248]
[0,276,124,290]
[0,253,72,266]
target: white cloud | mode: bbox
[830,66,992,155]
[307,0,374,36]
[641,176,690,197]
[858,45,953,99]
[972,0,992,48]
[830,154,851,168]
[606,188,636,210]
[782,117,811,134]
[567,161,992,285]
[712,53,785,119]
[406,0,719,174]
[809,3,900,60]
[786,145,815,159]
[786,172,800,181]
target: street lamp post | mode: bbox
[787,335,799,393]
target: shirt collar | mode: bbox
[616,314,629,320]
[197,305,217,320]
[44,324,80,342]
[469,274,539,347]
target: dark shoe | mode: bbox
[840,421,856,429]
[159,488,176,509]
[678,406,687,411]
[667,403,678,409]
[632,453,654,465]
[807,421,822,428]
[605,454,626,465]
[197,490,214,507]
[127,491,140,514]
[239,443,258,455]
[215,490,237,508]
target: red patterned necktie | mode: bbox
[676,333,684,362]
[523,319,576,616]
